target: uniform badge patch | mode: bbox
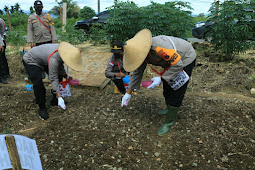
[110,61,114,66]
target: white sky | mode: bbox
[0,0,214,15]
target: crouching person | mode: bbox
[105,41,129,94]
[22,42,84,120]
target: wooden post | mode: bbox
[62,2,67,32]
[5,135,22,170]
[98,0,100,14]
[5,8,12,31]
[60,7,63,26]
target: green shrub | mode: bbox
[5,30,27,46]
[1,13,28,45]
[105,0,193,42]
[88,24,110,45]
[79,6,96,19]
[139,1,193,39]
[56,24,89,45]
[2,13,28,32]
[105,1,140,42]
[208,0,255,60]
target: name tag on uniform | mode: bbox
[170,70,189,90]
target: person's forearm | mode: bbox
[114,73,121,77]
[126,88,133,94]
[57,93,61,98]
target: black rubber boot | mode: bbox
[0,77,8,84]
[39,104,49,120]
[4,74,11,79]
[157,105,180,136]
[39,108,49,120]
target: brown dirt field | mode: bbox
[0,42,255,169]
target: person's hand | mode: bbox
[147,76,161,89]
[30,43,35,48]
[67,76,73,81]
[58,97,66,110]
[115,72,125,78]
[0,46,3,52]
[121,93,131,107]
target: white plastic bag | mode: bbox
[59,81,71,98]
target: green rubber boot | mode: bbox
[157,105,180,136]
[158,107,168,115]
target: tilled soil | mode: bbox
[0,43,255,169]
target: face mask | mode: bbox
[35,7,43,15]
[115,53,122,59]
[36,10,42,15]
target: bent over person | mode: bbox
[121,29,196,136]
[27,0,57,48]
[23,42,83,120]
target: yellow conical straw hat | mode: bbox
[123,29,152,72]
[58,42,84,72]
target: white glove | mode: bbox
[147,76,161,89]
[58,97,66,110]
[121,93,131,107]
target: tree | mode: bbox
[29,6,35,14]
[78,6,96,19]
[4,6,8,14]
[197,13,205,18]
[208,0,255,60]
[106,0,193,42]
[29,6,34,14]
[141,1,193,39]
[4,6,12,31]
[49,0,80,18]
[14,3,20,13]
[10,6,15,13]
[0,10,3,15]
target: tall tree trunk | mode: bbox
[5,8,12,31]
[60,7,63,26]
[62,3,67,32]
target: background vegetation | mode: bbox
[105,0,194,42]
[1,0,199,46]
[1,0,254,61]
[208,0,255,60]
